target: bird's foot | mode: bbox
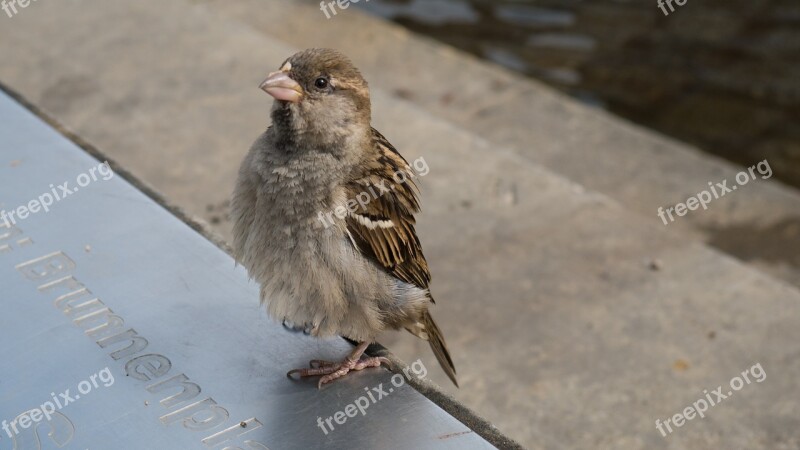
[287,356,392,389]
[282,319,317,336]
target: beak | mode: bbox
[260,71,303,103]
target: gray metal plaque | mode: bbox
[0,91,494,450]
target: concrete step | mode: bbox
[1,1,799,448]
[205,0,800,291]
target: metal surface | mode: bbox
[0,91,495,450]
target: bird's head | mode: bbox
[261,48,371,148]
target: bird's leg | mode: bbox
[286,341,392,388]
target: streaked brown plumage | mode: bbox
[345,128,456,384]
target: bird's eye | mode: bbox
[314,77,329,89]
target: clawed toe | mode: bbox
[316,356,391,388]
[286,368,304,379]
[367,356,393,371]
[286,364,338,379]
[310,359,336,369]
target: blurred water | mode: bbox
[358,0,479,25]
[357,0,593,80]
[356,0,800,189]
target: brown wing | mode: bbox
[344,128,431,291]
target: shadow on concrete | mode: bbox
[704,216,800,269]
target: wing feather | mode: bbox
[344,128,431,290]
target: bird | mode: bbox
[231,48,457,388]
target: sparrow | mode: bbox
[231,48,457,388]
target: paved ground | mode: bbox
[2,1,800,448]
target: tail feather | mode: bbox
[420,312,458,387]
